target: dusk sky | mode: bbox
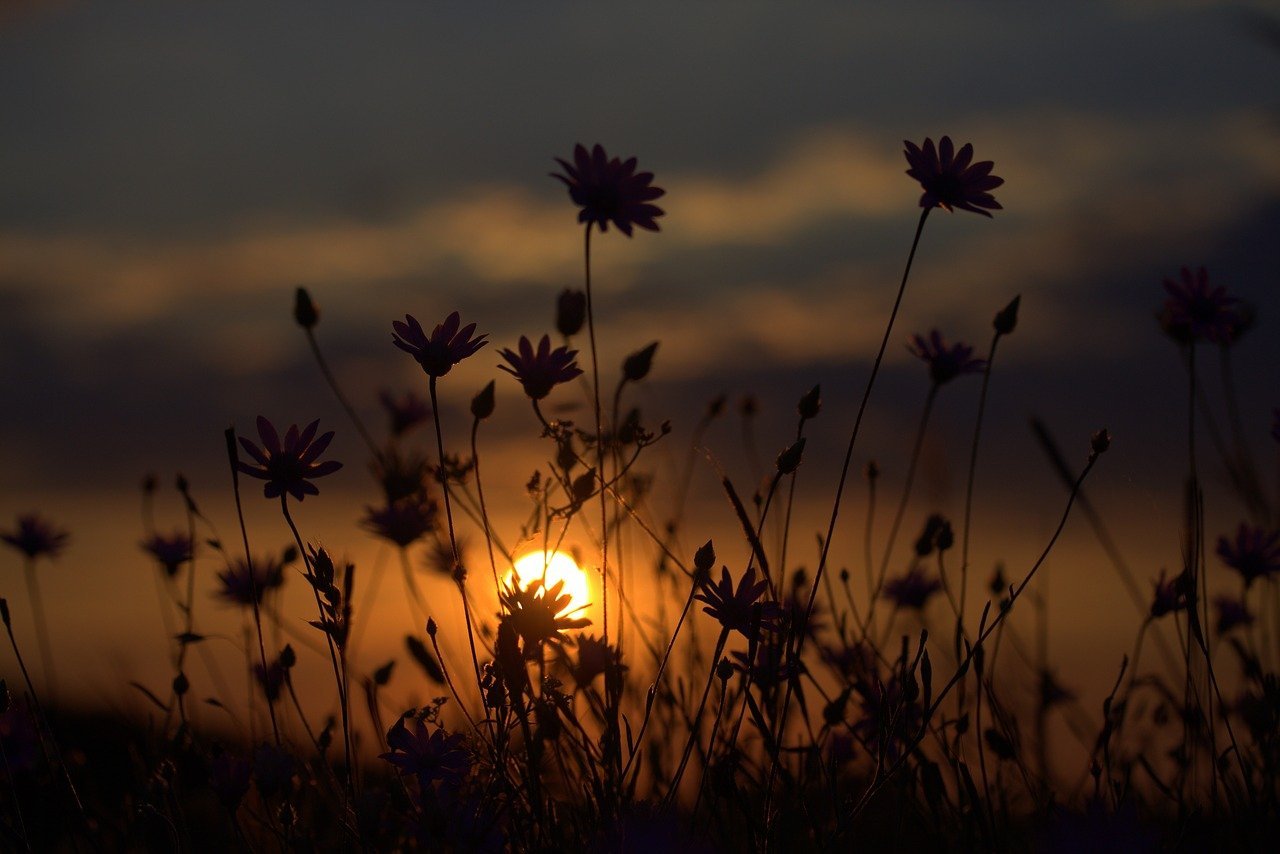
[2,0,1278,717]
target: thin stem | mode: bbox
[663,627,729,807]
[960,331,1002,654]
[471,416,503,597]
[305,328,381,462]
[23,560,57,701]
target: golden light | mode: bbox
[506,550,591,613]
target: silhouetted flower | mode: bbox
[552,143,665,235]
[1213,595,1253,635]
[1216,524,1280,588]
[1158,267,1241,345]
[695,566,781,641]
[140,531,193,578]
[903,136,1003,217]
[380,717,471,787]
[881,567,942,610]
[216,553,289,606]
[570,634,624,690]
[362,499,437,548]
[254,660,287,703]
[1039,670,1075,708]
[556,289,587,337]
[498,335,584,400]
[1150,569,1189,618]
[379,390,431,437]
[237,416,342,502]
[372,448,431,503]
[907,330,986,385]
[392,312,488,378]
[2,513,69,560]
[914,514,954,557]
[500,578,591,649]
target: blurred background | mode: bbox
[1,0,1278,763]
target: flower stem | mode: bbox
[305,327,381,463]
[22,559,56,702]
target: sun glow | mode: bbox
[506,550,591,613]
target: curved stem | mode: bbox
[959,332,1002,654]
[305,328,381,462]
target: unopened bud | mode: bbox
[994,294,1021,335]
[471,380,496,420]
[865,460,880,481]
[798,384,821,420]
[556,289,586,337]
[142,474,158,494]
[707,395,727,418]
[173,672,190,697]
[572,470,597,503]
[1091,428,1111,456]
[776,438,806,475]
[716,657,734,682]
[622,342,659,382]
[293,287,319,329]
[280,644,297,669]
[694,540,716,574]
[426,617,437,637]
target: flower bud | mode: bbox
[865,460,880,481]
[280,644,297,669]
[622,342,659,382]
[556,289,586,337]
[716,657,734,682]
[294,287,319,329]
[426,617,438,637]
[1091,428,1111,456]
[993,294,1021,335]
[776,438,806,475]
[694,540,716,574]
[471,380,496,420]
[572,470,597,503]
[798,384,821,420]
[173,672,190,697]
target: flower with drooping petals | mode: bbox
[881,566,942,610]
[392,312,488,378]
[237,417,342,502]
[551,143,665,235]
[498,335,584,400]
[570,634,625,690]
[907,330,987,386]
[140,531,194,578]
[2,513,69,560]
[362,498,437,548]
[379,390,432,437]
[903,136,1003,217]
[1216,523,1280,588]
[695,565,781,641]
[216,552,291,606]
[380,717,471,787]
[1158,267,1241,345]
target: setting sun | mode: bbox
[507,550,591,612]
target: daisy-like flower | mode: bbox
[570,633,624,690]
[695,566,781,641]
[379,389,432,437]
[1158,266,1241,345]
[881,566,942,611]
[216,553,290,606]
[500,578,591,649]
[498,335,584,400]
[140,531,193,578]
[551,143,665,236]
[237,416,342,502]
[1213,595,1253,635]
[362,498,437,548]
[392,312,488,378]
[1,513,70,560]
[1216,523,1280,588]
[380,717,471,787]
[907,330,987,386]
[903,136,1003,217]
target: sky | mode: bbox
[1,0,1278,727]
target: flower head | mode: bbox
[1150,568,1190,618]
[500,577,591,649]
[140,531,194,577]
[881,566,942,611]
[570,634,625,690]
[392,312,487,378]
[695,566,781,641]
[1213,595,1253,635]
[1158,267,1242,345]
[552,143,665,235]
[2,514,70,560]
[362,498,437,548]
[1216,524,1280,588]
[498,335,584,400]
[907,330,987,386]
[379,389,432,437]
[237,416,342,502]
[216,552,290,606]
[380,717,471,787]
[903,136,1003,217]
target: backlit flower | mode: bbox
[695,566,781,641]
[552,143,665,236]
[1149,568,1189,618]
[380,717,471,787]
[379,389,432,437]
[498,335,584,400]
[903,136,1003,217]
[500,578,591,648]
[1213,595,1253,635]
[216,552,290,606]
[1216,523,1280,588]
[237,416,342,502]
[1158,266,1241,345]
[1,513,69,560]
[570,634,625,690]
[392,312,487,378]
[881,566,942,611]
[362,498,437,548]
[907,330,986,386]
[140,531,194,577]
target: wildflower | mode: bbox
[1216,524,1280,588]
[1149,569,1189,618]
[371,448,432,503]
[500,578,591,649]
[293,287,319,329]
[362,499,437,548]
[1158,267,1242,345]
[556,289,587,337]
[907,330,986,385]
[622,341,659,382]
[237,416,342,502]
[2,513,69,560]
[551,143,665,235]
[392,311,487,378]
[379,390,431,437]
[695,566,781,641]
[1213,596,1253,635]
[571,634,620,689]
[216,553,289,606]
[498,335,584,400]
[903,136,1003,217]
[254,660,287,703]
[881,566,942,610]
[913,514,954,557]
[424,533,468,579]
[140,531,193,578]
[380,716,471,787]
[470,380,496,420]
[993,294,1021,335]
[1039,670,1075,708]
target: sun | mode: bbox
[506,550,591,613]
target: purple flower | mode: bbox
[907,330,987,386]
[551,143,665,236]
[1158,266,1242,345]
[237,416,342,502]
[500,578,591,648]
[498,335,584,400]
[2,513,69,560]
[903,136,1003,217]
[362,498,437,548]
[695,566,781,641]
[380,717,471,787]
[140,531,193,578]
[1216,524,1280,588]
[216,553,289,606]
[1213,595,1253,635]
[379,389,432,437]
[881,566,942,611]
[392,312,487,378]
